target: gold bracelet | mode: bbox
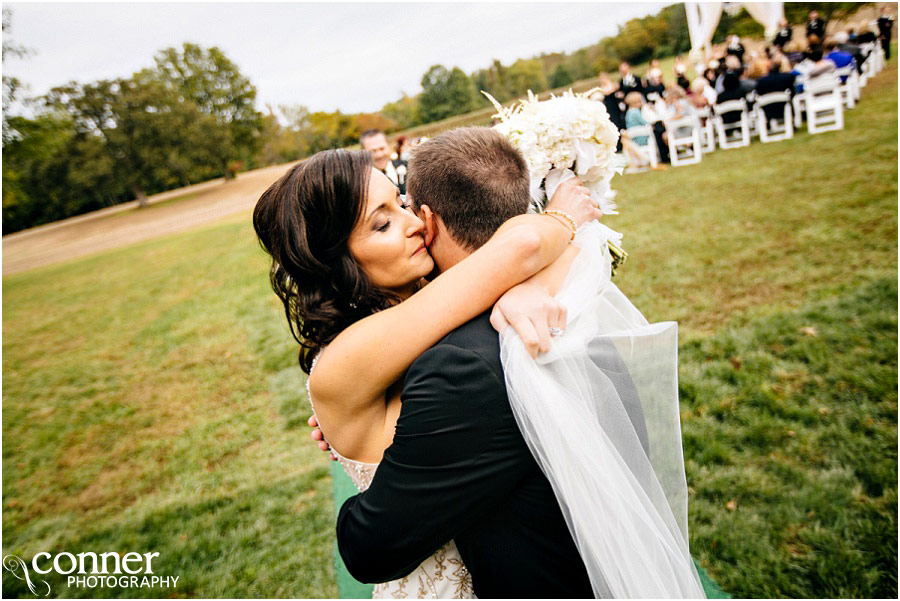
[542,210,577,241]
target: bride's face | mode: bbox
[348,169,433,297]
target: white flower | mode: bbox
[484,88,622,211]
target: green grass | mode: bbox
[3,61,897,598]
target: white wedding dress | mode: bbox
[307,364,476,599]
[499,220,706,598]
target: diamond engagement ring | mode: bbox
[549,327,565,337]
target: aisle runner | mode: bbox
[329,461,729,598]
[331,461,374,598]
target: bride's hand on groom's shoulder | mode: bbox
[545,177,603,228]
[308,415,337,461]
[491,281,567,359]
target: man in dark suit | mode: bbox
[617,61,644,99]
[877,8,894,59]
[360,128,407,194]
[336,127,595,598]
[755,59,796,122]
[806,10,827,41]
[773,19,793,49]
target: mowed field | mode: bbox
[3,61,897,598]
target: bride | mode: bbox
[253,139,600,598]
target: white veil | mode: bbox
[499,221,705,598]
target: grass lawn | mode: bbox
[3,60,896,598]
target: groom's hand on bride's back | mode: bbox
[308,415,337,461]
[544,177,603,227]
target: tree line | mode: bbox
[2,3,863,232]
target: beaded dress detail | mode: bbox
[308,354,475,599]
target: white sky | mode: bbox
[4,1,668,115]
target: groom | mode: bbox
[335,127,594,597]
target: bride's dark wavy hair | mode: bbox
[253,149,399,374]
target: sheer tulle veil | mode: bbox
[499,221,706,598]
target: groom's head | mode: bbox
[407,127,530,273]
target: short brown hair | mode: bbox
[407,127,530,250]
[746,59,770,79]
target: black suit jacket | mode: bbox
[774,27,792,48]
[618,74,644,99]
[336,312,593,598]
[755,72,796,121]
[806,18,826,40]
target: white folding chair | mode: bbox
[873,39,886,72]
[755,92,794,143]
[834,66,856,109]
[859,42,875,85]
[804,76,844,134]
[745,91,761,138]
[848,67,861,100]
[693,106,716,153]
[792,74,807,128]
[665,117,702,166]
[712,99,751,149]
[624,125,659,169]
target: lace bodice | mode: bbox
[305,354,475,599]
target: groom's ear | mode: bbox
[420,204,436,248]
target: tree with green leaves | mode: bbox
[418,65,477,123]
[153,43,263,178]
[380,94,420,130]
[504,59,548,99]
[2,8,32,143]
[46,75,226,208]
[549,63,575,89]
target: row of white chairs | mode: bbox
[625,40,887,168]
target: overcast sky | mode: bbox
[5,2,667,115]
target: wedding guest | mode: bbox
[627,90,670,165]
[856,19,878,44]
[833,31,865,73]
[804,47,838,90]
[754,59,796,122]
[825,39,856,81]
[703,65,719,88]
[715,73,747,124]
[644,64,666,101]
[877,7,894,59]
[394,135,412,162]
[689,77,716,109]
[745,58,768,82]
[598,72,626,132]
[662,86,695,143]
[674,55,691,89]
[618,61,644,99]
[715,54,744,94]
[806,34,822,53]
[360,129,407,194]
[621,92,660,171]
[726,35,746,64]
[806,10,827,41]
[783,39,807,65]
[774,19,793,48]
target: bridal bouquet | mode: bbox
[484,89,629,272]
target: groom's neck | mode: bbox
[433,240,473,274]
